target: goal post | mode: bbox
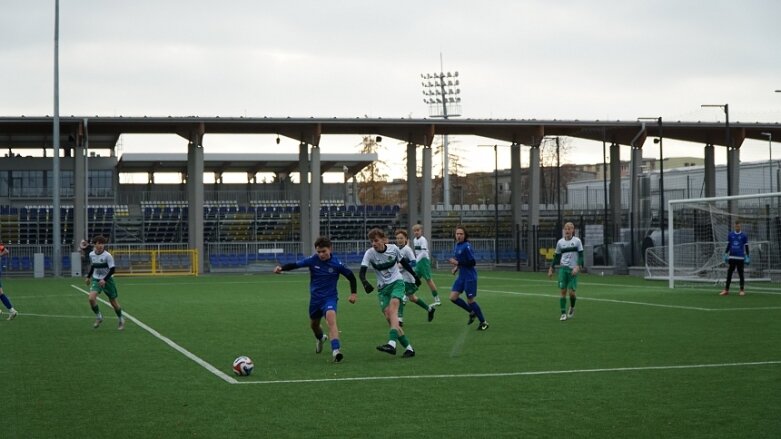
[645,192,781,288]
[111,249,198,276]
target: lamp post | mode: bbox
[762,132,772,192]
[421,59,461,208]
[479,144,502,264]
[701,104,731,195]
[639,117,664,246]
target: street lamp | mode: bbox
[762,132,773,192]
[421,62,461,208]
[701,104,731,195]
[639,117,664,246]
[479,144,502,264]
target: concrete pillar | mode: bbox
[187,131,205,274]
[407,143,419,230]
[310,145,321,242]
[610,143,622,242]
[630,146,642,264]
[704,144,716,198]
[511,142,522,246]
[298,142,310,256]
[528,145,541,269]
[421,145,432,246]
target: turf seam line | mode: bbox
[234,360,781,385]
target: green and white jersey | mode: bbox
[398,244,416,284]
[554,236,583,269]
[361,243,404,288]
[89,250,115,280]
[413,236,430,262]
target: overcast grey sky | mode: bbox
[2,0,780,179]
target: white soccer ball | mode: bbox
[232,356,254,376]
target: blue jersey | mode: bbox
[294,254,354,301]
[453,240,478,281]
[727,231,748,259]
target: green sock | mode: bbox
[115,308,123,318]
[398,303,405,319]
[432,290,439,297]
[389,329,399,343]
[91,304,100,314]
[570,296,576,308]
[559,297,567,313]
[415,298,429,310]
[398,335,410,348]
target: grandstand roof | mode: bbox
[1,116,780,149]
[116,152,378,175]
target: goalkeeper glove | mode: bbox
[723,254,729,263]
[362,281,374,294]
[744,255,750,265]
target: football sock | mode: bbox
[398,303,405,319]
[452,297,472,313]
[398,335,410,349]
[432,290,439,297]
[114,308,123,318]
[470,302,486,323]
[415,298,429,310]
[0,293,12,309]
[331,338,340,351]
[389,329,399,344]
[314,331,324,340]
[91,304,100,315]
[569,296,577,308]
[559,297,567,314]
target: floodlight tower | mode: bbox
[421,60,461,207]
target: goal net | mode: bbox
[645,192,781,288]
[111,249,198,276]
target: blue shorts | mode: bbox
[452,277,478,299]
[309,297,337,320]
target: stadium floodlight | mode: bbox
[420,58,462,207]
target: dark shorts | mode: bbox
[309,297,338,320]
[452,276,478,299]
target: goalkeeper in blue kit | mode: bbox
[720,221,749,296]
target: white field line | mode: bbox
[13,312,94,319]
[482,288,781,311]
[235,360,781,385]
[69,284,237,384]
[10,294,88,300]
[482,289,713,311]
[478,275,781,295]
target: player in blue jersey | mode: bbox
[274,236,358,362]
[720,221,749,296]
[448,225,488,331]
[0,242,19,320]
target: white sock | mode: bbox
[388,340,397,348]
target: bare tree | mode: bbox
[356,136,393,205]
